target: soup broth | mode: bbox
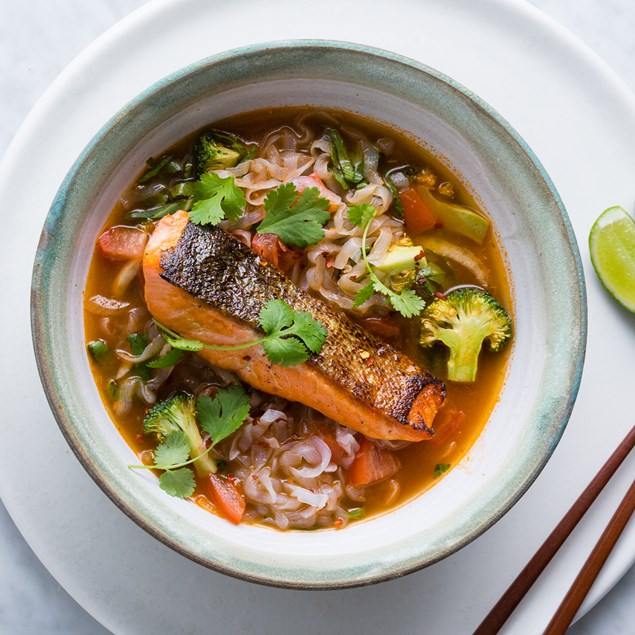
[85,108,512,529]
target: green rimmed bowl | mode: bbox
[31,40,586,589]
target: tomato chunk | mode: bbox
[252,233,282,267]
[98,226,148,261]
[429,409,465,446]
[400,187,436,234]
[252,232,301,275]
[358,317,401,344]
[348,437,400,487]
[205,473,246,525]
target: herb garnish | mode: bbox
[256,182,331,248]
[197,385,252,446]
[87,340,109,362]
[147,348,184,369]
[327,128,366,190]
[127,200,190,221]
[155,299,327,367]
[130,386,251,499]
[138,154,181,184]
[347,204,425,318]
[189,173,246,226]
[127,333,150,380]
[433,463,450,478]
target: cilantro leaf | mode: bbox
[159,468,196,498]
[154,320,205,351]
[154,431,191,468]
[147,348,184,368]
[263,337,309,366]
[257,183,330,248]
[258,299,327,364]
[189,173,246,226]
[353,281,375,308]
[259,299,294,334]
[283,310,328,353]
[197,385,251,445]
[347,203,375,228]
[386,286,426,318]
[154,300,327,368]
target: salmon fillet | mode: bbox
[143,211,446,441]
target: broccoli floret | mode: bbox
[419,288,512,382]
[144,394,216,475]
[194,130,252,177]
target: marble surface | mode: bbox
[1,1,634,633]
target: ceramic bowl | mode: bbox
[31,41,586,589]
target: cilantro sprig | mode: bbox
[348,203,425,318]
[189,173,246,226]
[155,299,327,367]
[256,182,330,248]
[197,385,252,446]
[129,386,252,499]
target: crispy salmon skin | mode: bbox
[143,211,445,441]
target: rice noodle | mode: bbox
[115,333,165,363]
[87,295,130,316]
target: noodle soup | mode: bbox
[85,108,512,530]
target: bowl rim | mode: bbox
[31,39,587,589]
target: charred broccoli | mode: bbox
[419,287,512,382]
[144,393,217,474]
[194,130,252,177]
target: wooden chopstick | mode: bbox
[474,424,635,635]
[543,477,635,634]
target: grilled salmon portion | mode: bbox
[143,211,446,441]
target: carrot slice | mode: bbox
[348,437,400,487]
[98,226,148,261]
[400,187,436,234]
[205,473,246,524]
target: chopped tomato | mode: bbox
[348,437,400,487]
[251,232,301,275]
[290,174,341,211]
[98,226,148,261]
[358,317,401,344]
[400,187,436,234]
[252,233,283,267]
[205,473,246,525]
[429,409,465,446]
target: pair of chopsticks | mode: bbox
[475,424,635,635]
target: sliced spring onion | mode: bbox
[87,340,110,361]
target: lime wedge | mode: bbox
[589,206,635,312]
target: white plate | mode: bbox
[2,0,635,633]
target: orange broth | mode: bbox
[84,108,512,527]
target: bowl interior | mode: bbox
[32,41,586,588]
